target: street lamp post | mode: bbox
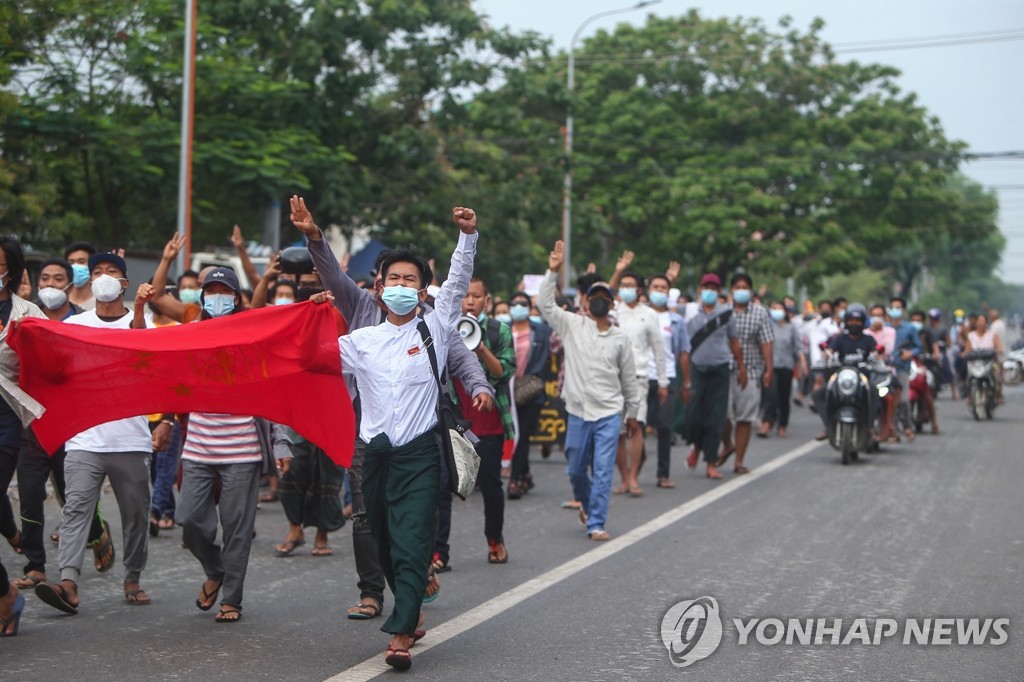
[562,0,660,290]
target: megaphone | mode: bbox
[457,315,483,351]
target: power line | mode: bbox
[571,28,1024,65]
[832,27,1024,48]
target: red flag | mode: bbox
[8,301,355,467]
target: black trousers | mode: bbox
[17,429,104,575]
[647,378,678,479]
[510,400,544,480]
[0,443,17,542]
[434,434,505,560]
[761,368,795,427]
[348,439,386,606]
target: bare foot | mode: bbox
[0,584,20,635]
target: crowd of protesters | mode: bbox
[0,213,1011,671]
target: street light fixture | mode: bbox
[562,0,661,289]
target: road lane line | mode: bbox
[327,439,825,681]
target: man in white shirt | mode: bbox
[609,271,667,496]
[35,253,164,615]
[337,207,479,672]
[539,241,639,542]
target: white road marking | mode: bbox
[327,439,825,681]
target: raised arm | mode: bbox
[251,253,280,309]
[608,249,633,290]
[231,225,261,289]
[290,195,377,322]
[150,233,188,321]
[538,240,576,338]
[431,207,478,332]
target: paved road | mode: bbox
[2,387,1022,681]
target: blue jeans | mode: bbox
[150,424,181,518]
[565,413,621,533]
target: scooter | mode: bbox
[1003,347,1024,386]
[965,350,998,421]
[908,357,935,433]
[823,348,883,465]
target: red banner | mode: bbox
[8,302,355,467]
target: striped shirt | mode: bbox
[181,412,261,465]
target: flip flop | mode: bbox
[656,478,676,489]
[714,448,735,468]
[0,595,25,637]
[628,486,643,498]
[91,521,116,573]
[385,647,412,671]
[124,587,152,606]
[274,539,305,557]
[347,598,382,620]
[196,580,222,611]
[734,466,751,475]
[611,485,628,495]
[12,573,45,590]
[215,605,241,623]
[35,582,79,615]
[311,545,333,557]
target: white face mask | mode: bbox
[38,286,70,310]
[91,274,125,303]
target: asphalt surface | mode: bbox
[2,385,1022,681]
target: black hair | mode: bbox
[63,241,96,260]
[576,272,601,293]
[509,290,531,305]
[379,248,432,289]
[272,280,298,298]
[818,299,833,309]
[889,296,907,308]
[910,308,926,320]
[619,271,645,289]
[730,272,753,288]
[40,257,73,282]
[0,237,26,296]
[869,303,886,314]
[647,273,670,289]
[177,270,199,287]
[470,275,489,295]
[833,297,847,308]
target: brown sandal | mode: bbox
[124,586,151,606]
[347,597,382,620]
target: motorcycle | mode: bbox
[1003,347,1024,386]
[823,348,885,465]
[908,356,936,433]
[965,350,998,421]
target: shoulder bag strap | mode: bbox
[689,309,733,355]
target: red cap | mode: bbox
[700,273,721,288]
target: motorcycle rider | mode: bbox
[962,312,1004,404]
[811,305,878,426]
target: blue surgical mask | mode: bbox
[700,289,718,306]
[954,316,964,324]
[381,285,420,315]
[274,297,294,306]
[203,293,235,317]
[648,291,668,308]
[732,289,751,305]
[770,309,785,322]
[179,288,201,304]
[529,315,543,325]
[911,321,923,331]
[477,311,487,324]
[619,287,638,304]
[495,313,511,324]
[838,309,847,320]
[510,304,529,322]
[888,307,903,320]
[71,263,90,288]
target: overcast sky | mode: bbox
[474,0,1024,284]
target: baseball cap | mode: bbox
[927,307,942,320]
[700,273,721,288]
[88,253,128,277]
[202,267,240,292]
[586,281,614,298]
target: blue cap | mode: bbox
[88,252,128,277]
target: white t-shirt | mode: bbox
[648,310,677,380]
[65,309,154,454]
[807,316,840,367]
